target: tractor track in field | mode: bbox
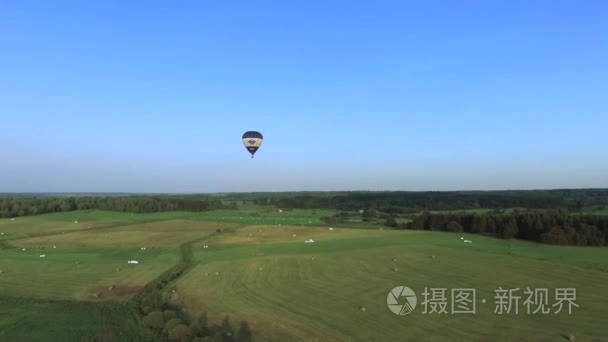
[0,219,209,249]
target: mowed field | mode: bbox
[0,211,244,341]
[1,209,608,341]
[178,227,608,342]
[1,217,240,300]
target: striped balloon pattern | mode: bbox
[242,131,263,158]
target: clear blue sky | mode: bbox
[1,1,607,192]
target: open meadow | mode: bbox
[1,209,607,341]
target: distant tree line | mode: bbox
[0,196,225,218]
[249,189,608,212]
[407,212,608,246]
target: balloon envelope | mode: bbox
[242,131,263,157]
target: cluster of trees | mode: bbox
[133,230,251,341]
[408,212,608,246]
[0,196,226,218]
[141,309,252,342]
[247,189,608,212]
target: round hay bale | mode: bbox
[108,285,115,291]
[431,255,435,259]
[569,335,576,342]
[359,306,367,312]
[393,268,398,272]
[392,258,397,262]
[116,268,121,271]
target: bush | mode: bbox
[170,324,193,341]
[578,224,605,246]
[445,221,463,232]
[191,313,209,337]
[236,321,252,342]
[143,311,165,330]
[384,216,398,228]
[164,309,178,321]
[541,227,569,245]
[165,318,184,334]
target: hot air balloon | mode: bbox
[242,131,263,158]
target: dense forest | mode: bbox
[406,211,608,246]
[252,189,608,212]
[0,196,225,218]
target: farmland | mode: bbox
[1,208,607,341]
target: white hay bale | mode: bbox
[22,248,26,251]
[53,246,56,249]
[74,221,78,223]
[39,254,46,258]
[329,227,334,231]
[127,260,139,264]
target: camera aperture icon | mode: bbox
[387,286,417,315]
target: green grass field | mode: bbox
[179,228,608,341]
[1,209,607,341]
[0,297,144,342]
